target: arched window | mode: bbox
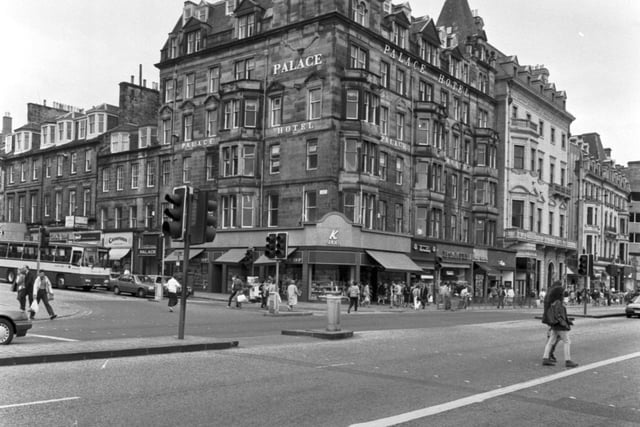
[352,1,368,26]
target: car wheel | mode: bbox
[137,288,146,298]
[6,269,16,284]
[627,313,632,318]
[0,318,14,345]
[113,286,121,295]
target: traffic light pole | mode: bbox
[583,274,589,316]
[178,189,192,340]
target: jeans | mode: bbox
[228,290,241,307]
[348,297,358,312]
[35,289,55,317]
[18,288,34,311]
[543,329,571,361]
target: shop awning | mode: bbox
[164,248,204,262]
[366,250,422,273]
[214,248,248,264]
[108,248,131,261]
[474,262,500,276]
[254,247,297,265]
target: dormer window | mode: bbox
[352,1,368,26]
[15,131,32,153]
[391,22,407,49]
[225,0,236,16]
[110,132,130,153]
[170,38,178,59]
[238,14,256,39]
[78,118,86,139]
[186,31,201,54]
[87,113,106,138]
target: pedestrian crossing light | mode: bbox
[578,254,589,276]
[265,233,277,259]
[191,190,217,245]
[162,186,188,241]
[274,232,288,259]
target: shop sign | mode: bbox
[327,229,339,246]
[413,243,435,253]
[441,250,471,261]
[65,216,88,229]
[272,53,323,75]
[103,232,133,248]
[139,248,157,257]
[73,231,102,242]
[382,44,470,96]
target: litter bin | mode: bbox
[154,282,163,301]
[326,295,342,332]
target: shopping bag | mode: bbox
[48,293,54,301]
[30,300,39,314]
[237,295,248,303]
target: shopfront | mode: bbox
[103,232,133,274]
[437,244,473,294]
[472,248,516,301]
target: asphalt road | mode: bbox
[2,286,639,426]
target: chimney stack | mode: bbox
[2,113,12,135]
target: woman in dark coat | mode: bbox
[542,281,578,368]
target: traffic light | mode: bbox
[435,256,443,270]
[274,232,288,259]
[241,247,255,267]
[162,186,188,240]
[588,254,594,277]
[578,254,589,276]
[265,233,276,259]
[40,227,50,247]
[191,190,217,245]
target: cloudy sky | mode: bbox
[1,0,638,163]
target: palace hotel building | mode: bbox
[1,0,634,300]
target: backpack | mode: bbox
[499,289,506,297]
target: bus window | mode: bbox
[55,247,70,263]
[71,251,83,266]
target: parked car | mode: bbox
[0,306,32,345]
[625,295,640,318]
[112,274,155,298]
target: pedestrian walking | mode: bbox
[412,284,421,309]
[506,287,515,308]
[542,282,578,368]
[228,275,244,308]
[15,267,28,311]
[166,276,179,312]
[32,270,57,320]
[497,286,506,309]
[541,281,563,363]
[286,280,301,311]
[24,266,37,318]
[347,281,360,313]
[361,283,371,308]
[259,279,270,309]
[420,284,429,309]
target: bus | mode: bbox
[0,240,110,291]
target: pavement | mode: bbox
[1,290,626,367]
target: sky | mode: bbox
[1,0,639,163]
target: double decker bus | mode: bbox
[0,240,110,291]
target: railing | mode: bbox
[511,118,538,133]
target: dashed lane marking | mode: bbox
[0,397,80,410]
[350,351,640,427]
[29,334,79,342]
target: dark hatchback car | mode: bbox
[625,295,640,318]
[0,306,32,345]
[112,274,156,298]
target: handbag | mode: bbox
[237,294,248,303]
[30,300,39,314]
[48,293,54,301]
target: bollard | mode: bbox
[326,295,342,332]
[154,282,163,301]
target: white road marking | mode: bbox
[101,359,109,369]
[315,362,355,369]
[28,334,78,342]
[0,397,80,410]
[351,351,640,427]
